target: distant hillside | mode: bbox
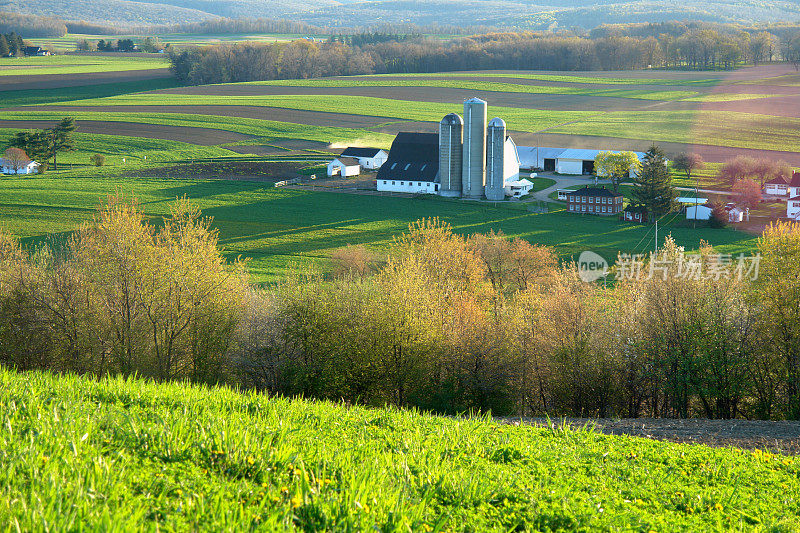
[3,0,800,28]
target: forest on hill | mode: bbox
[2,0,800,30]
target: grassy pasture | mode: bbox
[1,369,798,531]
[0,54,169,76]
[0,172,757,283]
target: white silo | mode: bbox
[485,117,507,201]
[438,113,463,197]
[461,97,487,199]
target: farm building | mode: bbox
[516,146,565,172]
[565,186,623,216]
[23,46,50,56]
[623,205,648,223]
[327,157,361,177]
[686,205,712,220]
[339,147,388,170]
[504,178,534,198]
[0,157,39,175]
[728,207,745,223]
[787,194,800,219]
[788,172,800,198]
[516,146,646,177]
[376,132,440,194]
[764,176,789,196]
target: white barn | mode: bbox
[339,147,388,170]
[0,158,39,175]
[376,133,440,194]
[516,146,646,177]
[327,157,361,177]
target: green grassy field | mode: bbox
[0,110,396,148]
[0,54,169,76]
[20,91,800,153]
[1,368,797,531]
[368,71,725,86]
[0,78,181,108]
[26,33,324,52]
[0,172,757,283]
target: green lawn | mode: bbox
[0,54,169,76]
[1,369,797,531]
[0,173,757,283]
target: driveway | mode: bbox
[528,171,614,202]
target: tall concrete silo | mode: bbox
[485,117,507,201]
[438,113,463,197]
[461,97,487,199]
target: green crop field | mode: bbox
[25,91,800,153]
[0,172,757,283]
[368,71,725,86]
[1,368,797,531]
[0,54,169,76]
[0,78,181,108]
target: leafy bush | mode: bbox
[89,153,105,166]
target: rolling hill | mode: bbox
[3,0,800,28]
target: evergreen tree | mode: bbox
[0,35,9,57]
[630,145,677,222]
[48,117,77,170]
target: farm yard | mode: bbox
[1,57,795,280]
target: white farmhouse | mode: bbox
[327,157,361,177]
[0,157,39,175]
[788,172,800,198]
[787,195,800,220]
[339,147,388,170]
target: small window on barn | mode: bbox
[392,181,395,185]
[400,182,404,186]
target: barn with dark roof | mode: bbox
[376,133,440,194]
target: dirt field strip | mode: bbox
[505,417,800,455]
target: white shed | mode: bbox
[327,157,361,177]
[504,178,533,198]
[339,147,388,170]
[686,205,712,220]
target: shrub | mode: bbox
[89,153,105,166]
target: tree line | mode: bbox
[3,197,800,420]
[169,26,800,85]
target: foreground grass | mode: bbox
[0,173,757,283]
[1,369,798,531]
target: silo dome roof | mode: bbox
[488,117,506,129]
[440,113,464,125]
